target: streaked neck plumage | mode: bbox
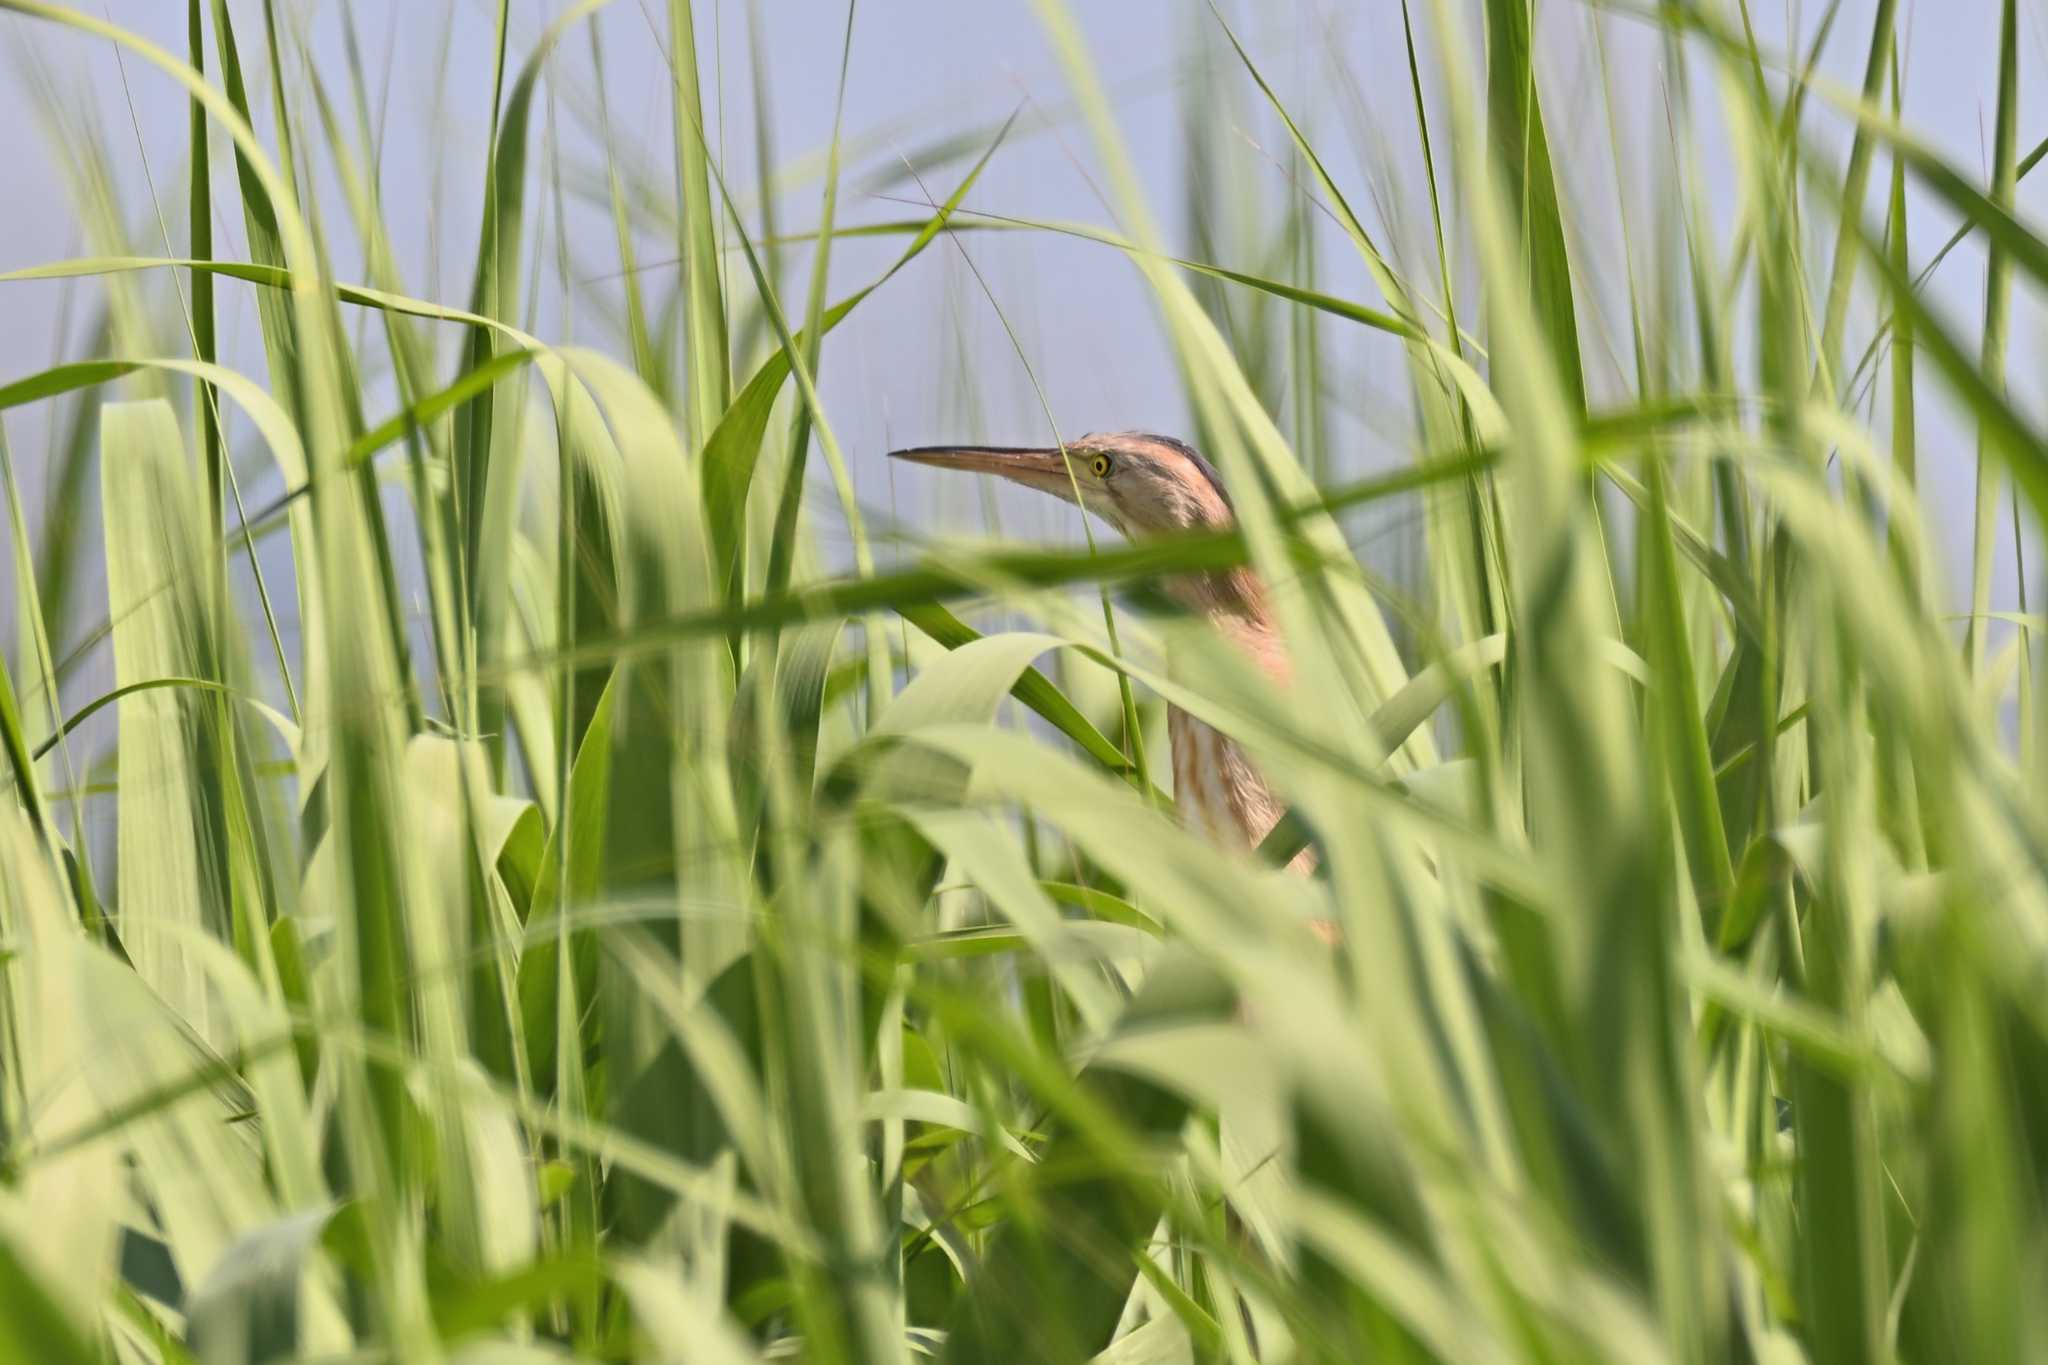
[1132,515,1297,867]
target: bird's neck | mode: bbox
[1160,562,1288,682]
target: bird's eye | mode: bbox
[1090,454,1113,477]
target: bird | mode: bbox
[898,433,1331,1365]
[889,432,1320,888]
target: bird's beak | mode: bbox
[888,444,1085,501]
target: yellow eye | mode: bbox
[1090,454,1112,477]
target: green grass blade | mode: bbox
[1483,0,1584,415]
[1815,0,1899,379]
[1965,0,2019,678]
[186,0,220,540]
[669,0,731,456]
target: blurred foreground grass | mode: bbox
[0,1,2045,1361]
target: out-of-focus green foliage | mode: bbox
[0,0,2043,1360]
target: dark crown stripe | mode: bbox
[1138,433,1232,509]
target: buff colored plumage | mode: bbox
[890,432,1314,881]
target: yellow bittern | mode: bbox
[890,432,1312,879]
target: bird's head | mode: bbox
[888,431,1233,538]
